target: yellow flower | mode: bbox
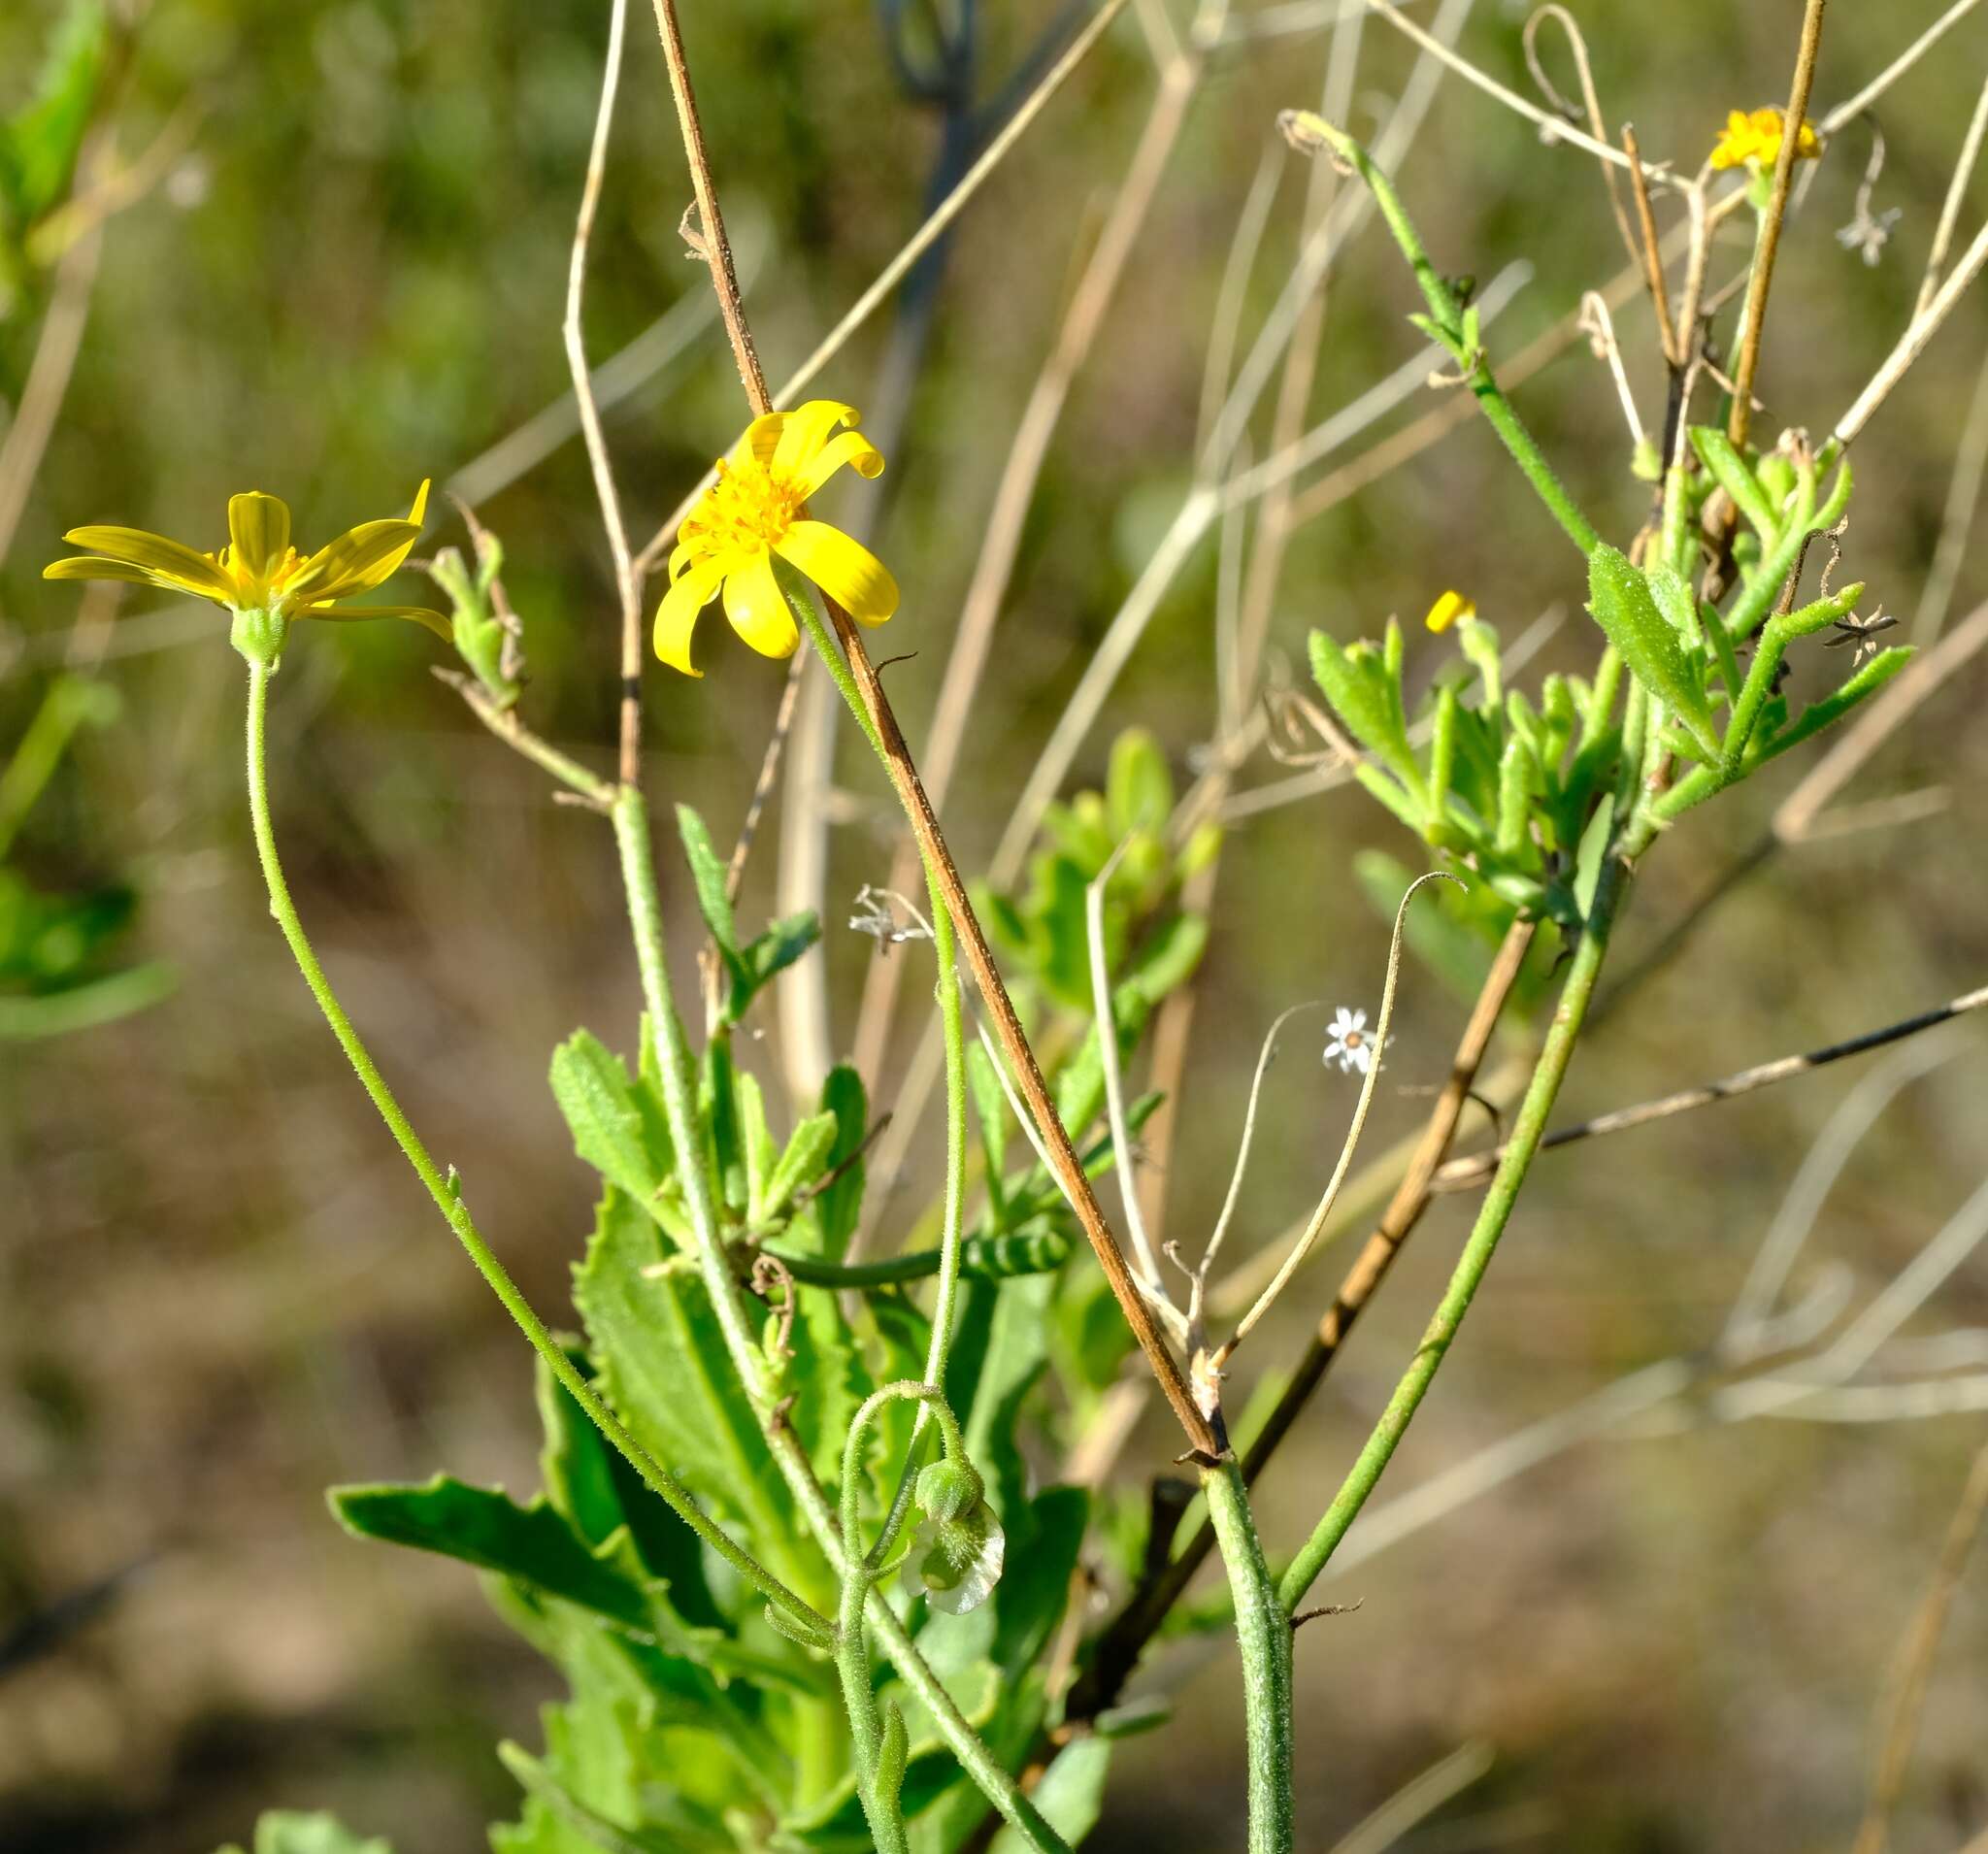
[656,400,899,678]
[1425,589,1474,633]
[1710,107,1820,172]
[44,483,445,635]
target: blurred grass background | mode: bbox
[4,1,1988,1848]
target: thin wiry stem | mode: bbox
[1217,872,1457,1366]
[564,0,644,788]
[1910,339,1988,643]
[1834,215,1988,447]
[1917,73,1988,318]
[1085,842,1178,1323]
[1521,6,1638,267]
[1727,0,1827,449]
[1365,0,1683,191]
[1817,0,1986,135]
[850,20,1208,1105]
[631,0,1133,574]
[1432,985,1988,1195]
[0,221,100,567]
[1326,1744,1494,1854]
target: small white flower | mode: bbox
[1323,1007,1377,1076]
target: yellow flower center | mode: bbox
[215,544,309,612]
[682,459,804,560]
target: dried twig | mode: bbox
[1918,74,1988,318]
[1727,0,1828,449]
[1433,985,1988,1195]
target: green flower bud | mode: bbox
[915,1455,983,1524]
[901,1503,1005,1616]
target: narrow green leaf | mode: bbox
[1689,427,1780,542]
[1585,544,1721,757]
[760,1109,839,1222]
[728,910,821,1021]
[813,1065,868,1259]
[674,804,742,962]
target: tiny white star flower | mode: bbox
[1323,1007,1376,1076]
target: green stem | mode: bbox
[238,657,829,1640]
[1285,112,1599,558]
[609,775,1069,1854]
[1278,845,1638,1612]
[1206,1457,1294,1854]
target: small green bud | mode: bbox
[901,1502,1005,1616]
[915,1455,983,1524]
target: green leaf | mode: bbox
[330,1476,652,1632]
[1689,427,1780,543]
[737,1071,777,1220]
[674,805,739,957]
[0,1,107,231]
[1584,545,1721,758]
[812,1065,868,1260]
[728,910,820,1022]
[759,1109,840,1223]
[989,1738,1112,1854]
[994,1485,1086,1678]
[1750,646,1912,767]
[1643,563,1703,645]
[1309,629,1423,794]
[572,1190,799,1562]
[549,1031,671,1208]
[498,1744,692,1854]
[1106,727,1174,838]
[216,1814,394,1854]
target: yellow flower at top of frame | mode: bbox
[44,483,446,635]
[1425,589,1474,633]
[656,400,900,678]
[1709,107,1821,172]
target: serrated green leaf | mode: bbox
[572,1191,802,1579]
[550,1031,671,1207]
[1585,545,1720,757]
[1643,563,1702,645]
[1309,630,1423,791]
[330,1476,652,1632]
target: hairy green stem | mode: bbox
[239,656,829,1639]
[610,776,1069,1854]
[1283,111,1600,558]
[1279,846,1637,1611]
[1206,1457,1294,1854]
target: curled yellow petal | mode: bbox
[731,411,784,472]
[304,602,452,640]
[796,428,885,499]
[288,516,422,604]
[654,557,725,676]
[228,492,292,579]
[776,519,898,627]
[773,400,859,475]
[722,548,800,659]
[1425,589,1474,633]
[58,524,235,602]
[45,555,174,587]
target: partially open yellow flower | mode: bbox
[1425,589,1475,633]
[1710,107,1820,172]
[656,400,899,677]
[44,483,445,635]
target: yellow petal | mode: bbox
[722,547,800,659]
[730,411,785,472]
[405,478,431,525]
[45,555,178,587]
[796,428,885,499]
[1424,589,1474,633]
[304,602,452,640]
[776,519,898,627]
[227,492,292,578]
[653,557,725,677]
[287,516,423,603]
[58,525,235,602]
[773,400,859,475]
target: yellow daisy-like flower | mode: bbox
[1710,107,1821,172]
[656,400,899,677]
[1425,589,1474,633]
[44,483,445,636]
